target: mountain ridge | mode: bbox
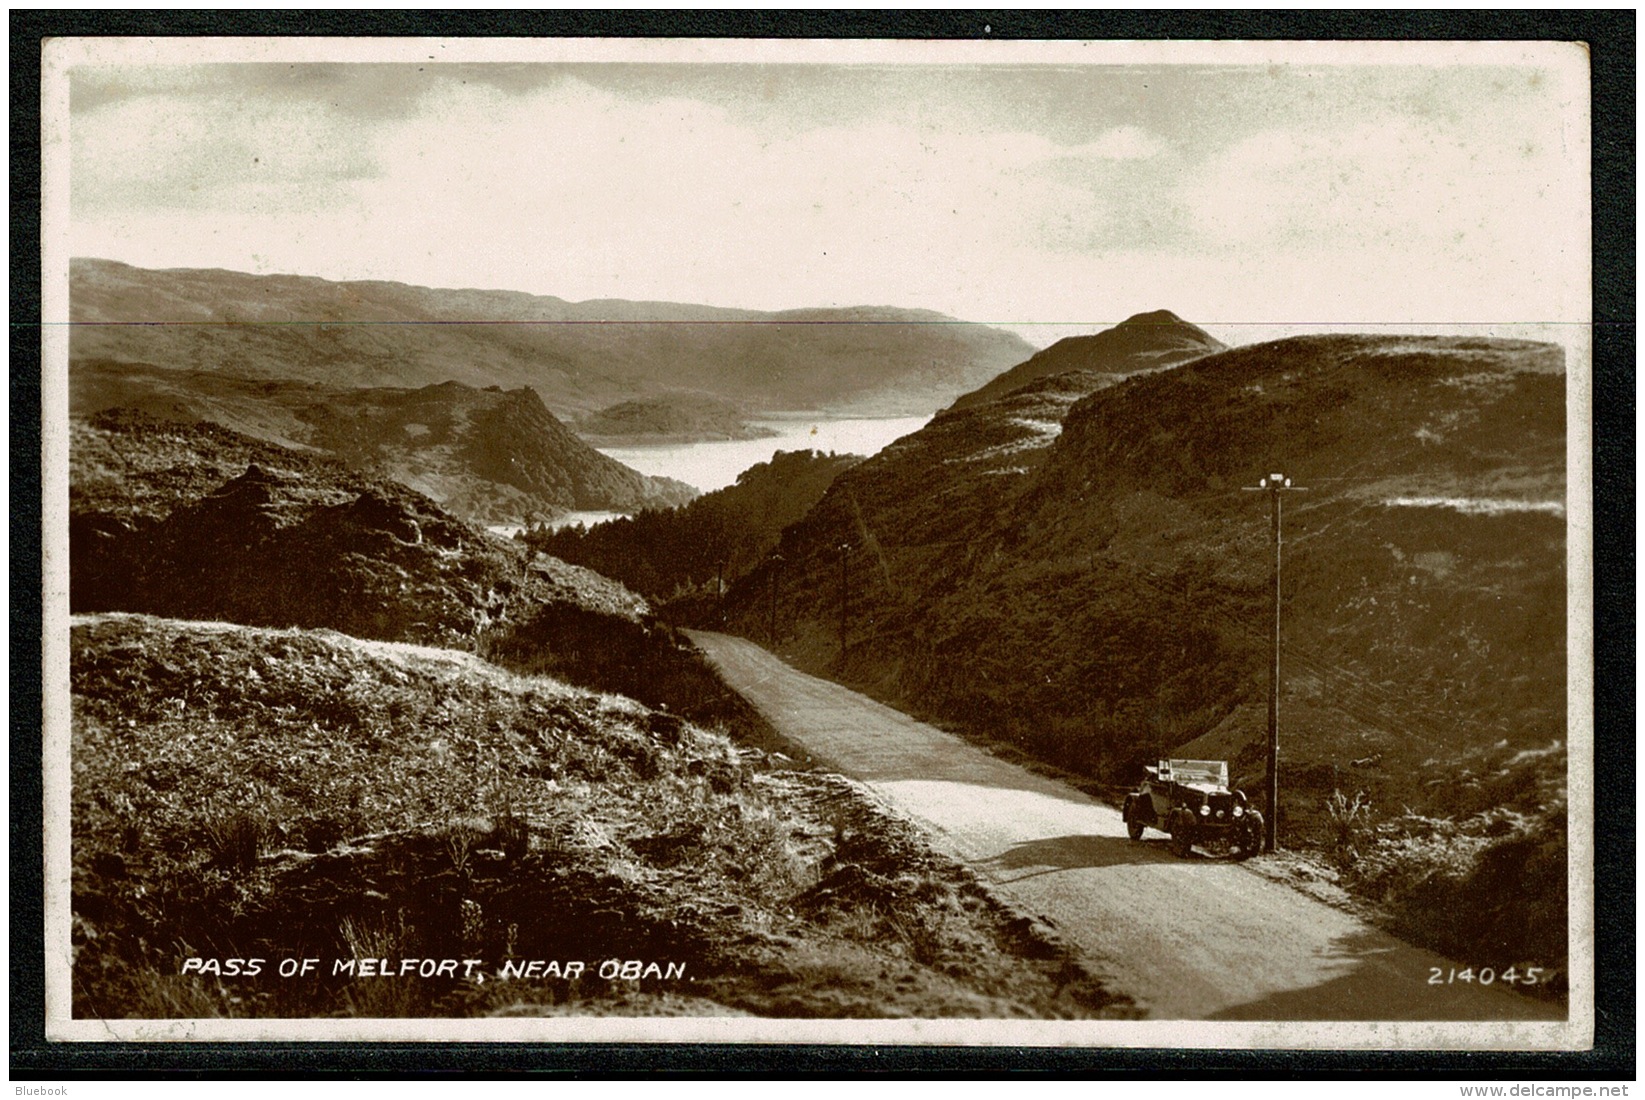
[70,257,1037,417]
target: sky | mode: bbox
[58,41,1590,345]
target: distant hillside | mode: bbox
[947,309,1227,412]
[70,258,1036,418]
[719,334,1567,825]
[571,393,777,444]
[526,449,864,608]
[72,361,696,526]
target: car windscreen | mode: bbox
[1168,760,1228,787]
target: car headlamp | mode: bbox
[1199,804,1211,816]
[1232,805,1244,817]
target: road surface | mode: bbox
[687,629,1563,1022]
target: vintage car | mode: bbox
[1121,758,1264,859]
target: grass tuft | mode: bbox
[202,805,268,872]
[1324,788,1374,869]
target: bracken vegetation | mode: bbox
[68,412,1130,1019]
[72,614,1130,1019]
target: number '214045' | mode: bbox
[1429,966,1544,986]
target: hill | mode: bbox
[69,258,1037,419]
[66,411,1127,1019]
[947,309,1227,412]
[717,333,1566,821]
[525,449,865,609]
[571,393,778,445]
[71,362,697,526]
[71,613,1127,1019]
[708,330,1569,985]
[727,332,1559,799]
[70,410,737,736]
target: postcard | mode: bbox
[40,34,1593,1051]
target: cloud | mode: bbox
[72,85,377,216]
[68,65,1585,327]
[1073,126,1166,161]
[100,74,1130,308]
[1178,114,1577,259]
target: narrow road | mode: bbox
[687,629,1563,1023]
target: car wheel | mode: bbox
[1168,811,1194,858]
[1235,811,1264,860]
[1123,797,1146,841]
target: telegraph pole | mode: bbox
[837,542,852,660]
[767,553,784,648]
[1244,472,1304,852]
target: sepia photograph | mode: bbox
[37,31,1595,1053]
